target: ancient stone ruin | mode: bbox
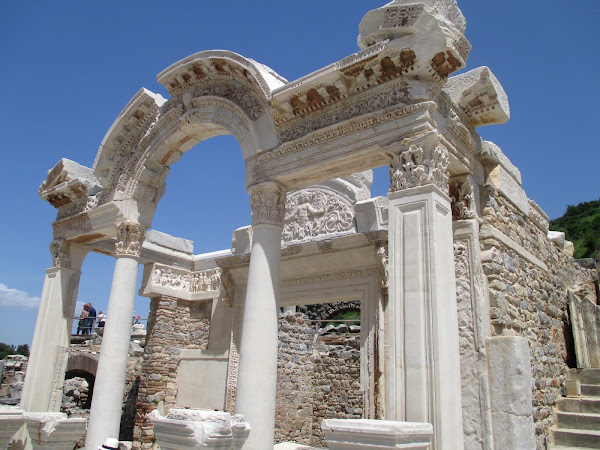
[2,1,599,449]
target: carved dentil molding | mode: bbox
[249,182,286,227]
[383,132,450,193]
[282,190,355,242]
[115,221,145,257]
[49,239,71,269]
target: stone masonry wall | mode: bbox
[133,296,210,449]
[274,313,363,448]
[480,188,598,449]
[310,334,362,447]
[275,313,315,445]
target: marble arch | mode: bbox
[13,1,598,450]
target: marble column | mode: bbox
[234,181,286,450]
[85,221,145,450]
[383,132,464,450]
[20,240,87,412]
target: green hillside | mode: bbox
[549,199,600,259]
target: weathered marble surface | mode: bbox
[321,419,433,449]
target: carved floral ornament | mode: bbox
[249,182,287,227]
[383,132,450,193]
[282,190,355,242]
[115,221,145,257]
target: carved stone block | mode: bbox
[444,66,510,127]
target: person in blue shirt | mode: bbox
[86,303,97,335]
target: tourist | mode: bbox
[98,437,119,449]
[86,303,97,335]
[76,304,89,335]
[97,311,106,327]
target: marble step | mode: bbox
[569,369,600,385]
[557,411,600,430]
[558,397,600,414]
[552,428,600,448]
[581,384,600,397]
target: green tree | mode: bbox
[16,344,29,357]
[550,199,600,259]
[0,343,16,360]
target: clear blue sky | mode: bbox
[1,0,598,347]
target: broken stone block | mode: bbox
[445,67,510,127]
[150,408,250,449]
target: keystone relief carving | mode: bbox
[282,190,355,242]
[384,132,450,193]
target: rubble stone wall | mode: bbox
[310,334,362,447]
[480,188,598,449]
[274,313,363,448]
[133,296,211,449]
[275,313,315,445]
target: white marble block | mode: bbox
[150,409,250,449]
[321,419,433,449]
[0,406,24,449]
[23,412,87,449]
[487,336,535,450]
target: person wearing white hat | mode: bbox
[98,438,119,450]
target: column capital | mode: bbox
[115,221,145,257]
[383,131,449,194]
[49,239,71,268]
[248,181,286,227]
[450,176,480,222]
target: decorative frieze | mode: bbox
[249,182,286,227]
[277,83,412,143]
[49,239,71,269]
[282,190,355,242]
[150,265,221,294]
[115,221,145,257]
[384,132,449,193]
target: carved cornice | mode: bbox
[383,131,449,193]
[49,239,71,269]
[115,221,145,257]
[249,182,286,227]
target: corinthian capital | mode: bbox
[49,239,71,268]
[115,221,145,257]
[383,132,450,194]
[249,182,286,227]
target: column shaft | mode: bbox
[20,267,82,412]
[386,184,464,449]
[85,256,139,450]
[235,224,282,450]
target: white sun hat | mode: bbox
[98,438,119,450]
